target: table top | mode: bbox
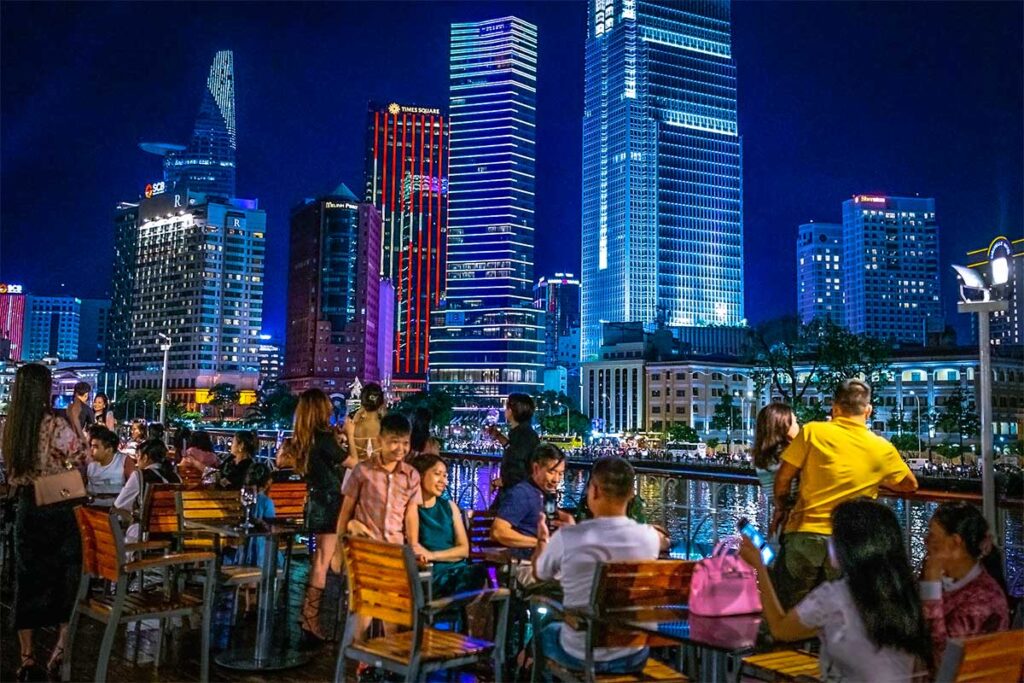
[582,605,762,653]
[184,518,301,539]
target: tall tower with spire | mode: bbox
[141,50,237,198]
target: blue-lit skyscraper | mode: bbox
[429,17,544,400]
[142,50,236,198]
[581,0,744,362]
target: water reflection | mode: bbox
[444,456,1022,591]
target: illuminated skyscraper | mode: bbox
[842,194,942,343]
[24,296,81,361]
[363,102,448,388]
[142,50,236,198]
[581,0,744,361]
[796,222,844,324]
[283,185,385,394]
[430,16,543,400]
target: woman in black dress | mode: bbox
[292,388,353,643]
[4,364,88,680]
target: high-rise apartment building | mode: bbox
[257,333,283,388]
[78,298,111,364]
[796,222,844,324]
[430,16,544,400]
[108,202,140,381]
[363,101,449,387]
[0,284,26,361]
[842,195,942,343]
[124,189,265,408]
[283,185,384,394]
[142,51,237,199]
[24,295,81,361]
[581,0,744,361]
[966,235,1023,346]
[534,273,582,398]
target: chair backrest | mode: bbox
[177,488,245,523]
[465,510,503,560]
[76,506,126,583]
[141,483,182,539]
[936,629,1024,683]
[342,535,422,629]
[268,480,306,521]
[588,559,696,649]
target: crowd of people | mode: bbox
[1,363,1015,681]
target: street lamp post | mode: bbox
[157,333,172,437]
[952,264,1009,531]
[907,390,922,454]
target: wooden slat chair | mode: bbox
[63,506,216,683]
[466,510,505,563]
[532,560,694,683]
[139,483,183,551]
[935,629,1024,682]
[333,535,511,682]
[267,479,307,593]
[175,489,263,615]
[741,650,821,682]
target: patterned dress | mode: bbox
[921,564,1010,668]
[10,413,86,629]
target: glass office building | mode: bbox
[430,16,544,400]
[842,194,942,344]
[581,0,744,361]
[796,222,844,324]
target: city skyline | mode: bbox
[1,2,1021,345]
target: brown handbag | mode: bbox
[34,468,88,507]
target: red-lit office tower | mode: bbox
[363,101,448,391]
[0,284,26,361]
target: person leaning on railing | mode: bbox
[770,378,919,609]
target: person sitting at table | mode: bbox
[492,443,574,586]
[218,430,257,489]
[739,498,931,681]
[114,439,181,543]
[921,501,1010,669]
[406,453,486,598]
[85,425,127,505]
[179,429,219,478]
[532,456,667,677]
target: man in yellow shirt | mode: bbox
[771,378,918,608]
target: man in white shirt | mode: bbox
[532,457,668,676]
[86,425,127,505]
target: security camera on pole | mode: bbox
[951,263,1009,531]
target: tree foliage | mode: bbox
[539,410,591,437]
[890,432,921,453]
[934,388,980,452]
[747,316,892,419]
[394,389,456,429]
[710,393,744,445]
[665,422,699,443]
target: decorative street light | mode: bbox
[906,390,923,454]
[157,332,172,437]
[952,262,1009,530]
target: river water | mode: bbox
[444,456,1023,594]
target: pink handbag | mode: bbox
[688,539,762,616]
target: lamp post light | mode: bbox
[157,333,172,436]
[952,263,1009,531]
[907,390,923,454]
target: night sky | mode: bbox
[2,1,1021,343]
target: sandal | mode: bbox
[16,652,44,682]
[46,645,65,677]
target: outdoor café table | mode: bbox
[587,604,762,683]
[184,518,310,671]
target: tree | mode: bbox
[113,388,161,421]
[748,316,892,419]
[935,388,980,454]
[208,383,240,419]
[935,440,964,463]
[539,409,591,438]
[394,389,456,430]
[665,422,699,444]
[705,437,721,452]
[710,394,743,447]
[886,409,914,435]
[890,433,921,453]
[254,382,299,427]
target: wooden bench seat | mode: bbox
[352,628,493,664]
[741,650,820,681]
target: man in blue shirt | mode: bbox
[492,443,570,561]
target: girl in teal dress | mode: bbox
[406,453,485,597]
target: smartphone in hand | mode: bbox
[737,517,776,565]
[543,493,558,532]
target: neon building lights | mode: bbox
[363,101,448,386]
[429,16,544,400]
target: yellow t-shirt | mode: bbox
[781,417,912,535]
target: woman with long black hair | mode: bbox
[4,363,88,680]
[739,498,931,680]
